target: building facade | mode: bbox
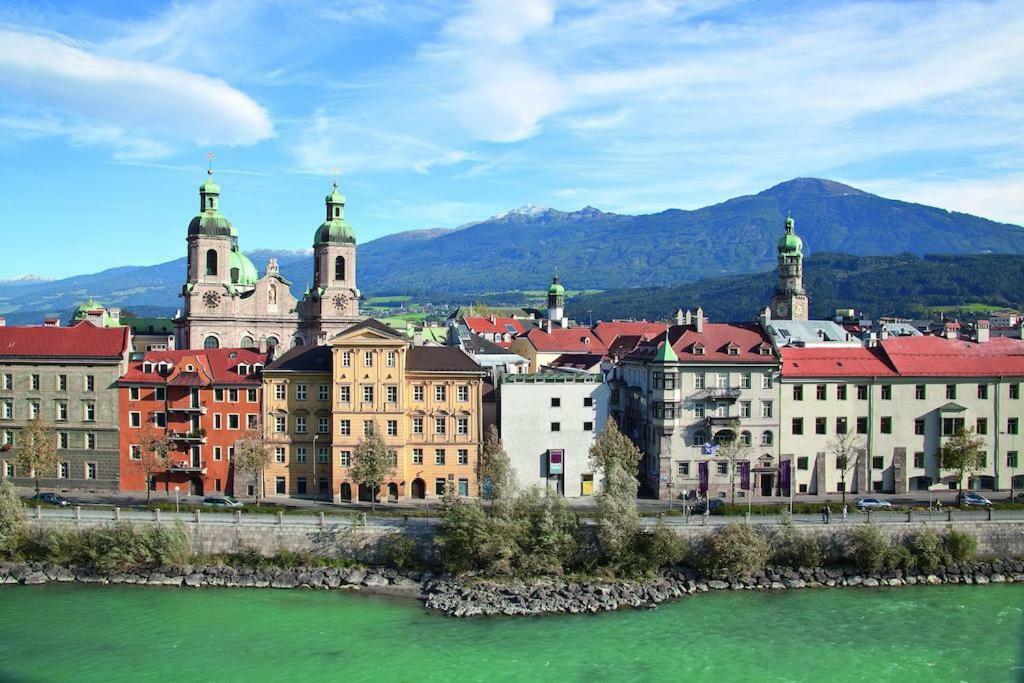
[499,372,609,497]
[174,173,361,351]
[118,348,268,495]
[0,322,130,491]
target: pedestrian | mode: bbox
[842,505,848,523]
[825,505,831,525]
[820,505,827,524]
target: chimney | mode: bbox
[879,324,889,341]
[695,306,704,334]
[44,317,60,327]
[976,319,990,343]
[674,309,684,325]
[684,309,693,326]
[0,317,5,327]
[943,322,957,340]
[545,319,552,334]
[759,306,772,328]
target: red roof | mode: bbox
[782,347,897,378]
[463,316,529,336]
[521,327,609,353]
[119,348,270,386]
[549,353,605,370]
[879,335,1024,377]
[628,322,775,363]
[592,321,666,347]
[0,321,129,359]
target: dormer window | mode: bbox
[252,363,264,373]
[691,343,705,355]
[143,362,152,374]
[726,343,739,356]
[759,344,773,356]
[238,363,249,375]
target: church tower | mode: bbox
[546,275,567,327]
[300,178,361,343]
[770,215,809,321]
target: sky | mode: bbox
[0,0,1022,279]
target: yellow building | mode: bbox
[262,345,334,498]
[328,319,485,502]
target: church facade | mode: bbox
[174,173,361,350]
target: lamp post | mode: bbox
[312,433,318,510]
[174,485,180,515]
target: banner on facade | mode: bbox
[698,461,709,493]
[548,449,564,475]
[739,460,751,491]
[779,459,791,495]
[702,443,718,456]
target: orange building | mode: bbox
[118,348,268,495]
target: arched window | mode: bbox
[740,430,752,446]
[266,336,279,349]
[761,430,774,446]
[230,268,240,284]
[240,336,255,349]
[203,335,220,349]
[292,337,305,347]
[333,206,341,219]
[334,256,345,281]
[206,196,215,210]
[205,249,218,276]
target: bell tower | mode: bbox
[770,215,809,321]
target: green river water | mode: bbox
[0,584,1020,682]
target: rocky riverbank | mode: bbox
[3,558,1022,617]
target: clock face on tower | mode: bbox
[202,291,221,309]
[793,299,807,318]
[332,293,350,311]
[775,301,789,317]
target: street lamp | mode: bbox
[173,485,180,515]
[312,433,318,510]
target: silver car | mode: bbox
[855,497,892,511]
[202,496,243,508]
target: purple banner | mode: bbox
[779,459,791,495]
[698,461,709,494]
[739,460,751,491]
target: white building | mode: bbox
[500,372,609,497]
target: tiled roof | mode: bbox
[0,321,129,360]
[521,327,609,353]
[548,353,605,370]
[406,347,483,373]
[119,348,269,385]
[782,347,898,378]
[463,316,531,336]
[625,323,775,363]
[592,321,666,347]
[336,317,405,339]
[879,335,1024,377]
[265,345,332,373]
[462,333,516,355]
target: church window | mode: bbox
[266,336,279,349]
[240,336,255,349]
[203,336,220,349]
[335,256,346,281]
[205,249,218,276]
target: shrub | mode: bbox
[619,522,687,576]
[907,530,945,573]
[770,523,824,569]
[844,525,889,573]
[944,529,978,563]
[0,480,24,557]
[884,543,916,572]
[378,532,420,570]
[513,488,578,576]
[693,524,769,578]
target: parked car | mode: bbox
[956,492,992,507]
[202,496,243,508]
[30,492,70,507]
[855,497,892,511]
[689,499,726,515]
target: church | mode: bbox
[173,171,361,350]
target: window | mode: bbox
[130,445,142,461]
[761,431,773,446]
[583,421,594,431]
[296,384,307,401]
[715,372,729,389]
[318,448,329,464]
[816,384,827,400]
[761,401,773,418]
[213,446,222,461]
[215,388,225,402]
[694,373,706,390]
[58,432,68,449]
[740,431,752,446]
[551,422,561,432]
[1008,451,1019,468]
[412,417,424,435]
[154,387,165,401]
[228,389,238,403]
[435,385,447,402]
[342,351,351,368]
[976,417,988,435]
[129,412,141,428]
[318,384,329,401]
[153,412,166,428]
[3,461,11,477]
[911,418,924,435]
[339,419,351,436]
[85,375,95,392]
[946,384,956,400]
[872,456,884,470]
[941,417,965,436]
[85,463,96,480]
[56,402,67,421]
[84,402,96,421]
[693,432,706,446]
[247,389,258,402]
[458,449,469,465]
[1,401,11,419]
[363,421,374,436]
[28,401,39,419]
[387,420,398,437]
[412,448,423,464]
[413,385,424,402]
[363,351,373,367]
[457,417,469,435]
[797,456,808,470]
[694,403,705,419]
[880,416,892,434]
[129,386,140,401]
[338,386,351,403]
[435,478,446,496]
[228,414,240,430]
[792,417,804,435]
[815,417,826,435]
[793,385,804,401]
[318,417,329,434]
[455,385,470,402]
[274,447,286,463]
[295,448,307,464]
[28,374,39,391]
[913,452,925,468]
[881,385,892,400]
[915,385,926,400]
[2,431,12,447]
[386,386,398,403]
[435,448,446,465]
[339,450,351,467]
[654,372,677,390]
[836,385,847,400]
[275,477,286,495]
[1009,418,1020,435]
[1,374,11,390]
[741,373,752,389]
[435,417,446,435]
[761,373,772,390]
[677,462,690,476]
[1010,383,1020,400]
[716,462,728,475]
[274,416,286,433]
[856,417,868,434]
[362,386,374,403]
[386,351,397,368]
[247,414,258,430]
[977,384,989,400]
[857,385,868,400]
[583,397,594,407]
[334,255,346,281]
[979,451,987,468]
[292,416,307,433]
[836,417,848,434]
[214,414,223,429]
[205,248,218,276]
[739,401,751,418]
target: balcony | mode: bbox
[705,416,740,428]
[168,430,207,444]
[168,460,206,474]
[691,387,742,402]
[167,402,207,415]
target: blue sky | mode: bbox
[0,0,1022,279]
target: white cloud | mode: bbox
[0,28,273,154]
[855,175,1024,227]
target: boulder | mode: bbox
[184,574,205,588]
[862,578,880,587]
[22,572,47,585]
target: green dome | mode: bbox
[326,187,346,205]
[200,177,220,194]
[778,232,803,254]
[188,213,234,238]
[548,282,565,295]
[315,219,356,245]
[229,249,259,286]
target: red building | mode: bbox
[118,348,268,495]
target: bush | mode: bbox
[844,525,889,573]
[884,543,916,572]
[0,481,24,557]
[770,523,824,569]
[15,522,191,571]
[907,530,945,573]
[513,488,578,576]
[378,532,420,570]
[619,522,687,576]
[693,524,769,578]
[944,529,978,563]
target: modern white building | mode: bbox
[499,372,609,497]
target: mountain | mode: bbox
[570,253,1024,323]
[2,178,1022,322]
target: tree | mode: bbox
[717,436,752,505]
[589,421,641,562]
[0,480,24,556]
[351,423,394,511]
[828,431,866,506]
[234,427,273,506]
[15,419,58,495]
[133,427,174,503]
[939,427,985,497]
[479,425,516,515]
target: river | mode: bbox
[0,584,1020,682]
